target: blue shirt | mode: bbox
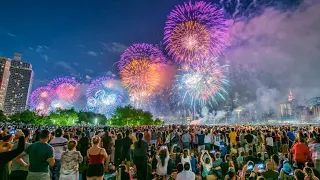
[191,156,197,173]
[221,146,227,156]
[287,131,295,142]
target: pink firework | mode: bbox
[164,1,228,63]
[118,43,166,71]
[29,86,55,113]
[48,77,80,103]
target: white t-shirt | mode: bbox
[204,134,212,144]
[176,170,196,180]
[181,156,191,166]
[266,137,274,146]
[214,134,221,146]
[49,137,68,160]
[156,155,170,176]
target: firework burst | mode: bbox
[48,77,80,103]
[30,86,55,114]
[174,60,229,107]
[164,1,228,63]
[121,59,160,94]
[86,76,124,117]
[118,43,166,71]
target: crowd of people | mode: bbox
[0,123,320,180]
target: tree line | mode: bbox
[0,105,163,126]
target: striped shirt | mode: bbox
[49,137,68,160]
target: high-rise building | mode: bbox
[3,53,33,114]
[0,57,11,110]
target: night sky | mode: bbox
[1,0,319,112]
[0,0,194,86]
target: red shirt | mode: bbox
[291,142,310,162]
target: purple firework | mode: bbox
[118,43,166,71]
[29,86,55,111]
[164,1,228,63]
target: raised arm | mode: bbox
[200,150,205,165]
[0,136,25,166]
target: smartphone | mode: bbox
[289,172,293,176]
[161,146,167,150]
[247,165,254,171]
[210,150,215,154]
[9,129,16,134]
[257,164,266,170]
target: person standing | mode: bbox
[101,128,113,166]
[291,136,310,169]
[10,129,31,180]
[197,131,205,153]
[114,133,123,167]
[49,128,68,180]
[17,129,55,180]
[204,130,212,150]
[121,130,133,170]
[266,132,274,158]
[151,129,157,145]
[309,136,320,172]
[86,136,108,180]
[229,128,237,146]
[60,140,83,180]
[182,131,191,149]
[133,133,149,180]
[287,128,295,149]
[79,132,90,164]
[244,130,254,153]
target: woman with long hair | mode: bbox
[133,132,149,180]
[156,145,170,178]
[200,150,213,179]
[86,136,108,180]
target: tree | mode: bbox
[108,105,162,126]
[0,110,8,122]
[49,108,78,126]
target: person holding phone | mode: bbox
[241,161,254,180]
[156,145,170,178]
[200,150,213,179]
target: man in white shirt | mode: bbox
[265,132,274,158]
[176,162,195,180]
[204,131,212,150]
[49,128,68,180]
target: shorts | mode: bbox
[26,172,50,180]
[87,164,104,178]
